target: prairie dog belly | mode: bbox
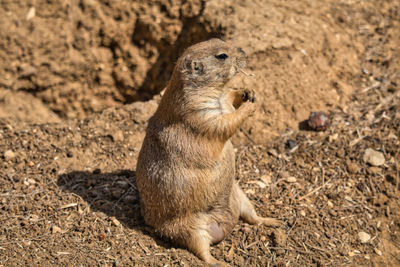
[136,131,235,224]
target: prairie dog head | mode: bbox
[172,38,247,90]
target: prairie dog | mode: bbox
[136,38,281,265]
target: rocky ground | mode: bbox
[0,0,399,266]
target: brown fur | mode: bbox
[136,38,281,265]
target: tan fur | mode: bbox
[136,38,281,265]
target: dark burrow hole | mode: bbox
[124,18,223,103]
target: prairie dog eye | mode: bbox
[215,53,228,60]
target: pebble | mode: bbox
[27,178,36,185]
[4,150,16,160]
[123,195,137,203]
[344,196,353,202]
[346,161,360,174]
[27,161,35,167]
[26,7,35,20]
[51,225,62,234]
[268,149,279,157]
[249,180,267,188]
[260,174,272,186]
[363,148,385,166]
[110,216,120,227]
[358,231,371,243]
[285,176,297,183]
[111,189,123,199]
[279,171,290,179]
[307,111,331,131]
[374,248,382,256]
[329,133,339,142]
[245,189,255,195]
[286,139,297,149]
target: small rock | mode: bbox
[329,209,337,216]
[111,189,123,199]
[363,148,385,166]
[4,150,16,160]
[267,149,279,157]
[260,174,272,186]
[51,226,62,234]
[110,216,120,227]
[22,240,32,247]
[245,189,255,195]
[123,195,137,203]
[299,210,306,217]
[27,178,36,185]
[329,133,339,142]
[307,111,331,131]
[374,248,382,256]
[27,161,35,167]
[285,176,297,183]
[249,180,267,189]
[346,161,360,174]
[116,180,130,189]
[26,7,35,20]
[327,201,334,208]
[279,171,290,179]
[260,236,267,242]
[358,231,371,243]
[286,139,297,149]
[344,196,353,202]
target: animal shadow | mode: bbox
[298,119,312,131]
[57,170,175,250]
[57,170,146,229]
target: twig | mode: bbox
[297,180,331,201]
[245,240,259,249]
[268,246,312,254]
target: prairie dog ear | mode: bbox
[184,57,204,75]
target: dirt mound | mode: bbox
[1,0,363,140]
[0,90,60,124]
